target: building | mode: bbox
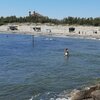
[28,11,48,20]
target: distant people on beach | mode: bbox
[64,48,69,56]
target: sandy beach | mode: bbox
[0,23,100,40]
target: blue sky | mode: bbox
[0,0,100,19]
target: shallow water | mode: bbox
[0,33,100,100]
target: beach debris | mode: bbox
[33,27,41,32]
[69,27,75,33]
[8,26,18,30]
[46,29,51,33]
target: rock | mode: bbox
[83,85,99,98]
[91,90,100,100]
[70,87,96,100]
[89,84,100,91]
[70,84,100,100]
[83,98,93,100]
[70,89,86,100]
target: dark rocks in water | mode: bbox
[69,84,100,100]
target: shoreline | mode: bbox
[0,23,100,40]
[0,31,100,41]
[0,23,100,100]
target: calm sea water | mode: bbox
[0,33,100,100]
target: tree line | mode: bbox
[0,15,100,26]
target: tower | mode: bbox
[33,11,36,16]
[29,11,31,16]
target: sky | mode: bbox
[0,0,100,19]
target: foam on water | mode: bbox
[29,96,33,100]
[50,97,71,100]
[29,91,71,100]
[29,97,71,100]
[45,37,53,40]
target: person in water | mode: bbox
[64,48,69,56]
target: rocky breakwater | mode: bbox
[69,84,100,100]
